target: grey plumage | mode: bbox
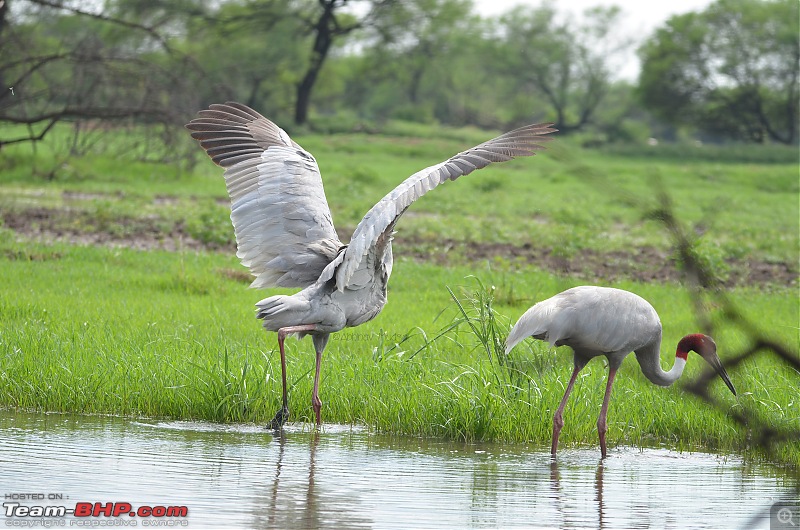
[505,286,663,370]
[187,102,556,427]
[505,285,736,458]
[335,123,554,289]
[188,102,341,289]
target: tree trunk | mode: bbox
[246,76,264,109]
[0,0,8,97]
[294,0,337,125]
[0,0,8,35]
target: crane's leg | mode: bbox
[267,324,317,430]
[597,368,618,459]
[309,334,330,428]
[552,364,583,456]
[312,347,323,426]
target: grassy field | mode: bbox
[2,124,797,271]
[0,123,797,465]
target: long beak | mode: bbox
[705,352,737,396]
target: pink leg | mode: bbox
[597,368,618,459]
[552,364,583,456]
[312,348,323,426]
[267,325,317,429]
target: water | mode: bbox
[1,410,795,529]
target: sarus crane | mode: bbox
[187,102,556,428]
[505,285,737,458]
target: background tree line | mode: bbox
[1,0,797,152]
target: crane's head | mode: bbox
[677,334,737,396]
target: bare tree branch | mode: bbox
[649,181,800,466]
[24,0,173,51]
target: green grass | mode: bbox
[0,235,797,464]
[1,123,797,267]
[0,122,797,466]
[598,141,799,164]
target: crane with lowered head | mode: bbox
[505,285,737,458]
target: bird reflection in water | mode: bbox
[263,431,321,530]
[265,431,286,528]
[549,457,608,530]
[595,459,606,530]
[255,430,370,530]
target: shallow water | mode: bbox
[0,410,795,529]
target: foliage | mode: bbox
[0,240,796,461]
[0,0,201,150]
[343,0,492,126]
[637,0,799,144]
[4,0,798,147]
[495,5,632,131]
[0,122,797,462]
[179,1,307,122]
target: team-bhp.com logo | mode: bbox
[3,495,189,527]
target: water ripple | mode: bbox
[0,410,794,529]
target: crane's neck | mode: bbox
[635,338,689,387]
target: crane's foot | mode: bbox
[597,411,609,458]
[597,428,608,458]
[551,412,564,456]
[312,397,323,428]
[266,406,289,430]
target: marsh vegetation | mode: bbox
[1,125,797,465]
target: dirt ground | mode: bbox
[2,207,796,288]
[401,238,796,287]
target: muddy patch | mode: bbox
[1,207,795,288]
[62,191,119,202]
[0,207,225,253]
[400,238,797,288]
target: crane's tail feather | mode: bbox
[505,321,539,354]
[505,302,562,354]
[255,295,310,322]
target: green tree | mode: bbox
[343,0,484,124]
[495,5,631,132]
[179,2,306,122]
[0,0,199,150]
[181,0,387,126]
[638,0,799,144]
[370,0,474,104]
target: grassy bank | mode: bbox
[1,124,797,272]
[0,236,797,463]
[0,123,797,465]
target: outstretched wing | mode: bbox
[333,123,557,289]
[186,102,343,289]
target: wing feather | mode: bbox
[186,102,342,289]
[333,123,557,289]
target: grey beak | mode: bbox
[707,353,737,396]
